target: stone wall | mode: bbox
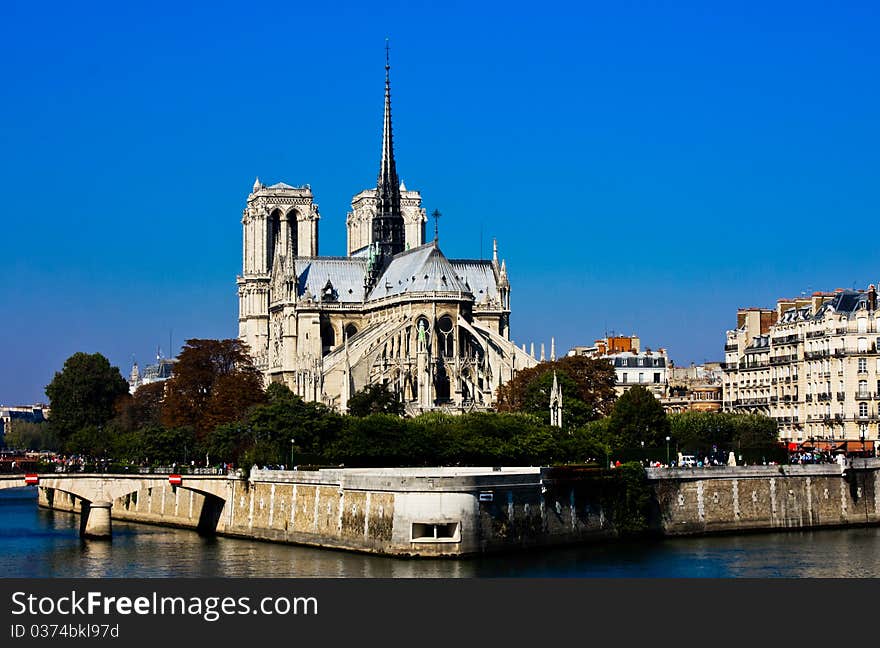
[648,460,880,535]
[37,461,880,557]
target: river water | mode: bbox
[2,489,880,578]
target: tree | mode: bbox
[45,352,130,442]
[347,383,405,417]
[113,381,165,432]
[607,385,670,449]
[161,339,265,440]
[495,355,617,428]
[203,384,343,467]
[3,421,59,451]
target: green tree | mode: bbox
[495,355,617,428]
[3,421,59,451]
[347,383,405,417]
[45,352,130,443]
[204,384,343,467]
[607,385,670,449]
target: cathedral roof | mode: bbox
[295,257,368,302]
[450,260,499,303]
[368,242,470,299]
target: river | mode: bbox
[2,489,879,577]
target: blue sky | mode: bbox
[2,1,879,404]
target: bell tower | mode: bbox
[238,179,320,370]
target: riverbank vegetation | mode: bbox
[6,344,781,473]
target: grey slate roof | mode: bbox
[368,243,470,300]
[295,258,369,302]
[287,243,501,305]
[451,260,499,303]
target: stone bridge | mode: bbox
[0,473,237,539]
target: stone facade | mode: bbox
[723,285,880,445]
[236,57,534,413]
[29,461,880,556]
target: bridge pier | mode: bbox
[82,501,112,539]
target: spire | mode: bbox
[550,371,563,428]
[252,176,262,192]
[371,38,405,263]
[492,238,498,267]
[540,343,546,362]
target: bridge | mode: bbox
[0,473,236,539]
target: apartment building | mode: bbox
[723,285,880,445]
[569,335,669,397]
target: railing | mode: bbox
[805,350,829,360]
[855,391,875,400]
[771,355,798,365]
[724,344,739,352]
[837,392,846,401]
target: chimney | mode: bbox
[869,284,877,312]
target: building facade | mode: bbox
[128,354,175,394]
[568,335,669,397]
[237,53,534,414]
[661,363,723,413]
[723,285,880,445]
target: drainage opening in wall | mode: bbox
[411,522,461,543]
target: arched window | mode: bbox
[267,209,283,270]
[344,324,358,341]
[436,315,454,357]
[320,319,336,355]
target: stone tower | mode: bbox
[237,180,320,370]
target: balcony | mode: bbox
[855,391,875,400]
[817,393,831,402]
[806,330,826,339]
[805,394,812,402]
[805,350,830,360]
[724,344,739,352]
[770,355,797,365]
[837,392,846,401]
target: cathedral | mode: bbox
[236,50,536,414]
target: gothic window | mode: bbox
[437,315,454,357]
[267,209,283,271]
[320,319,336,355]
[344,324,358,341]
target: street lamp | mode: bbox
[666,436,671,467]
[290,438,296,468]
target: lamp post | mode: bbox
[290,438,296,468]
[666,436,671,467]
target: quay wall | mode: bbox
[36,460,880,556]
[37,467,619,557]
[647,460,880,535]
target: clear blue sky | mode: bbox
[2,1,879,404]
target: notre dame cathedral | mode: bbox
[236,50,536,414]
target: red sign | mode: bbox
[168,474,182,486]
[24,474,39,485]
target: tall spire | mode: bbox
[371,38,405,263]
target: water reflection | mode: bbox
[1,490,879,578]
